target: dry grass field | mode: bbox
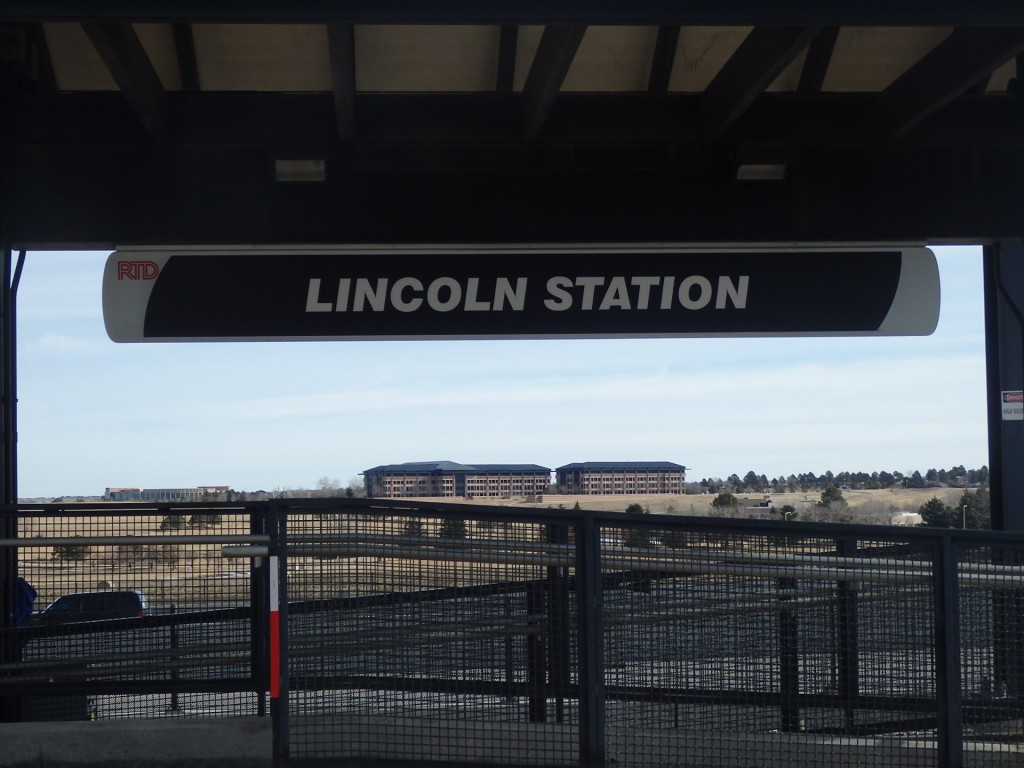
[404,486,968,518]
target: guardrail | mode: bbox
[3,500,1024,768]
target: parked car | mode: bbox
[29,589,149,625]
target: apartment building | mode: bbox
[362,461,551,499]
[555,462,686,495]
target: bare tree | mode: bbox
[850,500,896,525]
[316,476,342,497]
[345,476,368,498]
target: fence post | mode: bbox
[547,522,571,724]
[169,604,179,712]
[778,575,800,732]
[0,505,19,723]
[251,504,269,718]
[934,533,964,768]
[526,578,547,723]
[836,537,860,732]
[270,502,290,767]
[575,515,605,768]
[992,547,1024,701]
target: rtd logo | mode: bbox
[117,260,160,280]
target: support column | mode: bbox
[983,243,1024,699]
[0,245,18,722]
[984,243,1024,531]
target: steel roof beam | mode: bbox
[797,26,838,94]
[647,25,679,94]
[871,26,1024,139]
[10,91,1024,146]
[327,22,356,141]
[4,2,1024,26]
[496,24,518,93]
[172,23,199,92]
[701,26,819,140]
[81,22,168,143]
[521,24,586,140]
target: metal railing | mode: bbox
[271,499,1024,768]
[0,502,270,721]
[3,499,1024,767]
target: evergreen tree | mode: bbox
[189,512,222,527]
[918,497,954,527]
[160,513,187,530]
[955,485,991,529]
[437,518,467,539]
[818,485,845,507]
[711,492,740,510]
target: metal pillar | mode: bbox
[984,243,1024,531]
[575,516,605,768]
[983,243,1024,699]
[934,533,965,768]
[0,246,20,722]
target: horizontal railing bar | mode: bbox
[3,640,254,674]
[282,675,942,716]
[409,534,1024,580]
[223,545,269,557]
[0,534,270,546]
[283,540,1023,588]
[1,684,262,700]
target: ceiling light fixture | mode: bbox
[273,158,327,183]
[735,163,788,182]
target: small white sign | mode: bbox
[1003,391,1024,421]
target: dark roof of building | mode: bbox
[470,464,552,473]
[363,461,551,474]
[556,462,686,471]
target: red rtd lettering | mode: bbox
[117,260,160,280]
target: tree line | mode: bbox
[697,465,989,494]
[695,481,992,529]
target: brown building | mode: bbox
[363,461,551,499]
[556,462,686,495]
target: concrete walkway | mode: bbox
[1,717,271,768]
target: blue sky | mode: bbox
[15,245,987,498]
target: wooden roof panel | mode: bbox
[823,27,953,92]
[355,25,501,92]
[191,24,330,92]
[561,26,659,93]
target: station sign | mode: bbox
[102,246,940,342]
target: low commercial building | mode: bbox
[555,462,686,495]
[104,486,230,502]
[362,461,551,499]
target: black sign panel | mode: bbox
[103,247,939,341]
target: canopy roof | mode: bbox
[2,3,1024,245]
